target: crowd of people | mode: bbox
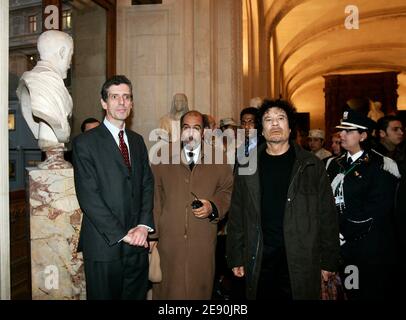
[71,74,405,301]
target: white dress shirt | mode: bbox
[184,145,201,164]
[347,150,364,163]
[103,118,131,161]
[103,118,153,236]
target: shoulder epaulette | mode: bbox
[371,149,401,178]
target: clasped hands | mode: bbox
[123,226,149,247]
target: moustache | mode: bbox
[181,135,201,143]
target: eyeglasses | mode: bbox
[108,93,132,102]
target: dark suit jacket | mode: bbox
[72,123,154,262]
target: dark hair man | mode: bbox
[72,75,154,299]
[226,99,340,300]
[80,117,100,133]
[150,110,233,299]
[240,107,260,157]
[375,115,404,161]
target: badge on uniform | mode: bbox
[354,171,362,178]
[335,195,344,205]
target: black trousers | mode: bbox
[84,252,149,300]
[256,246,292,300]
[213,235,246,300]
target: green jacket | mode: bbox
[226,142,340,299]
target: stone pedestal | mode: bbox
[28,168,85,300]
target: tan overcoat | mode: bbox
[151,144,233,299]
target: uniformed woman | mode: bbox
[326,109,400,300]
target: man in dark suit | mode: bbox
[72,75,154,300]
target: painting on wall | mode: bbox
[8,111,16,131]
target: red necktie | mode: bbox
[118,130,131,169]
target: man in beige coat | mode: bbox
[150,110,233,299]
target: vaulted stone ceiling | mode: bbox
[246,0,406,128]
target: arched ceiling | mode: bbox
[262,0,406,100]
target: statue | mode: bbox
[367,100,384,122]
[249,96,263,108]
[16,30,74,169]
[159,93,189,142]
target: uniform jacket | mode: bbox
[226,142,340,300]
[326,150,400,265]
[151,143,233,299]
[72,123,154,261]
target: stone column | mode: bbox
[0,1,10,300]
[28,168,85,300]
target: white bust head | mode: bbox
[38,30,74,79]
[249,96,263,108]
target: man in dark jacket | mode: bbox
[226,99,340,300]
[73,75,154,299]
[375,115,404,161]
[375,115,405,295]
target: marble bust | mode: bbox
[159,93,189,142]
[249,96,263,108]
[367,100,384,122]
[17,30,74,169]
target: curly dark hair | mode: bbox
[258,99,297,140]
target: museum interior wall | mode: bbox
[3,0,406,299]
[71,2,107,137]
[117,0,243,147]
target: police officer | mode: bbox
[327,108,401,300]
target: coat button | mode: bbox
[185,179,189,183]
[252,256,255,260]
[287,198,291,202]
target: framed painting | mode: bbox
[8,111,16,131]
